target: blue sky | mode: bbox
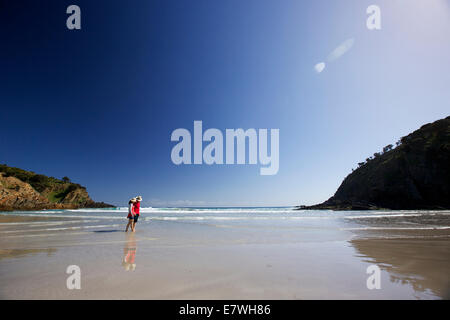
[1,0,449,207]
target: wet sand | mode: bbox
[351,238,450,299]
[0,210,449,299]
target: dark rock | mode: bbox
[301,116,450,210]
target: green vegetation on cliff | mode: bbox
[0,165,114,211]
[301,116,450,210]
[0,164,84,194]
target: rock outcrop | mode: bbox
[300,116,450,210]
[0,174,50,210]
[0,165,114,211]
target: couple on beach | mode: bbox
[126,196,142,232]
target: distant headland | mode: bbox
[299,116,450,210]
[0,165,114,211]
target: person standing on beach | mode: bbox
[125,198,136,232]
[133,196,142,231]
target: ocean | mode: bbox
[1,207,449,240]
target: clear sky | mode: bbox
[1,0,449,207]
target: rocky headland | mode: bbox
[0,165,114,211]
[299,116,450,210]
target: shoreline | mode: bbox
[296,203,450,211]
[0,202,116,212]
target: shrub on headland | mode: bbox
[0,164,114,210]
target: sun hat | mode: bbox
[131,197,137,202]
[136,196,142,201]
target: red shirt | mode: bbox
[134,202,140,215]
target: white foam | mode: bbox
[0,224,120,234]
[340,226,450,231]
[0,220,93,226]
[61,207,298,214]
[0,213,123,220]
[344,214,424,219]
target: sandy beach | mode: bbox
[0,208,449,299]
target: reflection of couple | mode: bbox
[125,196,142,232]
[122,233,137,271]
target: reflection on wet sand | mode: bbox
[351,237,450,299]
[0,248,57,260]
[122,233,137,271]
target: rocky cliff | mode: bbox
[300,116,450,210]
[0,165,114,211]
